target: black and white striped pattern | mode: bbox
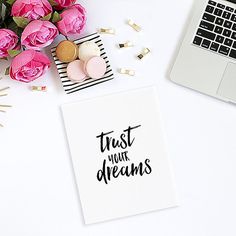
[51,33,114,94]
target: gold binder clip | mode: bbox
[0,104,12,108]
[118,41,134,49]
[0,87,10,128]
[0,87,10,92]
[99,28,115,35]
[137,48,151,60]
[127,20,142,32]
[0,87,9,97]
[31,86,47,92]
[118,68,135,76]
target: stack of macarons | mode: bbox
[56,40,107,83]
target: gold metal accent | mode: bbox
[118,41,134,48]
[127,20,142,32]
[137,48,151,60]
[0,87,10,128]
[0,87,10,92]
[0,104,12,107]
[31,86,47,92]
[118,68,135,76]
[99,28,115,34]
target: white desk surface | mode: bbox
[1,0,236,235]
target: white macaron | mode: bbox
[78,41,101,62]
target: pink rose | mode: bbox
[21,20,59,50]
[54,0,75,10]
[0,29,19,58]
[57,4,86,36]
[11,0,52,21]
[10,49,50,83]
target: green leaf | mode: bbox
[7,49,21,58]
[5,66,10,75]
[41,13,51,21]
[7,20,23,37]
[0,57,8,61]
[51,11,61,23]
[6,0,15,5]
[13,16,29,28]
[48,0,57,6]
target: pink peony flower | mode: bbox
[11,0,52,21]
[54,0,75,10]
[57,4,86,36]
[10,49,50,82]
[21,20,59,50]
[0,29,19,58]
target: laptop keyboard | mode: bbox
[193,0,236,59]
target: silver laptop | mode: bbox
[170,0,236,103]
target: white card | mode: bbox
[61,87,178,224]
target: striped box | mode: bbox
[51,33,114,94]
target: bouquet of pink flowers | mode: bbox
[0,0,86,82]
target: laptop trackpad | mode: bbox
[217,63,236,102]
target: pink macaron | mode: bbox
[67,60,87,83]
[84,56,107,79]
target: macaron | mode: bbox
[56,40,78,63]
[84,56,107,79]
[67,60,87,83]
[78,41,100,62]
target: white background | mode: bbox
[1,0,236,235]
